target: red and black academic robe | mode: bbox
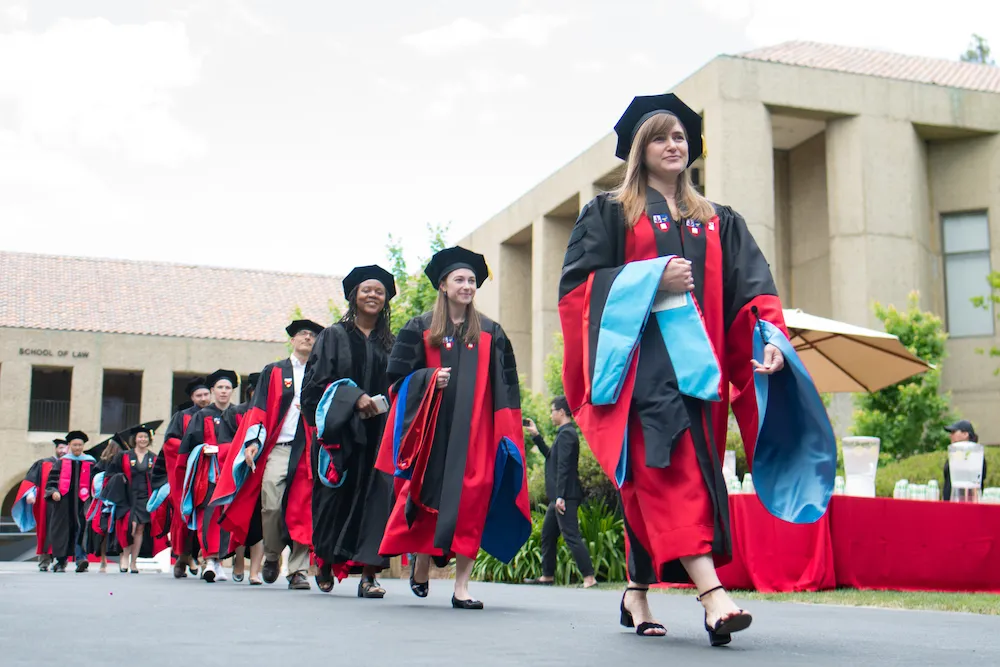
[84,461,123,557]
[558,190,789,583]
[179,404,236,556]
[11,457,57,556]
[374,313,532,563]
[103,451,168,558]
[44,454,97,559]
[161,404,200,557]
[212,361,313,556]
[301,323,393,579]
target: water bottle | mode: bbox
[834,476,846,495]
[742,473,755,494]
[893,479,909,499]
[927,480,940,501]
[728,477,742,494]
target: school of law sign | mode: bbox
[19,348,90,359]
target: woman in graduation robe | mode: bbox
[374,247,531,609]
[559,94,835,645]
[45,431,97,573]
[11,439,64,571]
[104,423,163,572]
[301,265,396,596]
[85,435,126,572]
[180,369,240,582]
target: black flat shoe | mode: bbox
[315,565,334,593]
[620,586,666,637]
[697,585,752,647]
[262,559,280,585]
[409,557,429,598]
[451,595,484,610]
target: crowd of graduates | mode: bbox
[11,94,836,647]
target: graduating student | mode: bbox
[212,322,321,590]
[374,247,531,610]
[227,371,261,583]
[558,94,835,644]
[11,438,66,571]
[45,431,97,573]
[180,369,240,583]
[301,265,397,596]
[85,434,126,572]
[160,377,212,578]
[101,422,164,573]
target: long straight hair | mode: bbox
[612,113,715,227]
[428,289,482,348]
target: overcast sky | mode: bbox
[1,1,996,277]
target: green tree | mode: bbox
[851,292,956,460]
[386,224,449,333]
[971,271,1000,373]
[960,34,995,65]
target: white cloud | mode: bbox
[0,18,205,167]
[3,5,27,26]
[424,82,466,119]
[401,12,574,55]
[401,17,492,56]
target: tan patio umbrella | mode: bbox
[780,308,931,393]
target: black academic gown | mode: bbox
[302,322,394,574]
[45,455,97,559]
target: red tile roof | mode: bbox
[738,41,1000,94]
[1,251,346,343]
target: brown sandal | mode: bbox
[316,565,335,593]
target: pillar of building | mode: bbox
[69,362,101,436]
[703,99,778,267]
[499,239,533,386]
[141,364,174,430]
[826,115,931,327]
[531,212,575,393]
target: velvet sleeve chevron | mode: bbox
[490,323,520,413]
[387,316,428,385]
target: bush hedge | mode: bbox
[873,446,1000,497]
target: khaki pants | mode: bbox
[262,445,309,575]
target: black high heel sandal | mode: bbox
[409,557,429,598]
[697,585,753,647]
[619,586,666,637]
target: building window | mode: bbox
[171,373,206,414]
[28,367,72,432]
[943,212,994,338]
[100,370,142,434]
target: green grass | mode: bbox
[593,584,1000,615]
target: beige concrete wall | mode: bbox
[928,134,1000,439]
[788,132,831,316]
[457,53,1000,442]
[531,215,574,390]
[0,328,285,505]
[499,240,532,384]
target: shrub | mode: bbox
[471,500,626,584]
[873,447,1000,497]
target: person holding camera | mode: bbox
[523,396,597,589]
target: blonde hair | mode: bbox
[428,289,482,348]
[612,113,714,227]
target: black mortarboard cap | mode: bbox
[52,438,67,447]
[117,420,164,448]
[247,372,261,388]
[343,265,397,301]
[424,246,491,288]
[65,431,89,444]
[185,376,209,396]
[207,369,239,389]
[85,436,116,459]
[285,319,324,337]
[614,93,704,164]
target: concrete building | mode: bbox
[0,251,344,520]
[459,41,1000,439]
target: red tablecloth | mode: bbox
[717,494,835,592]
[828,495,1000,593]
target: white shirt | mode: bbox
[277,354,307,443]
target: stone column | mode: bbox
[703,99,777,266]
[531,213,575,393]
[826,115,930,327]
